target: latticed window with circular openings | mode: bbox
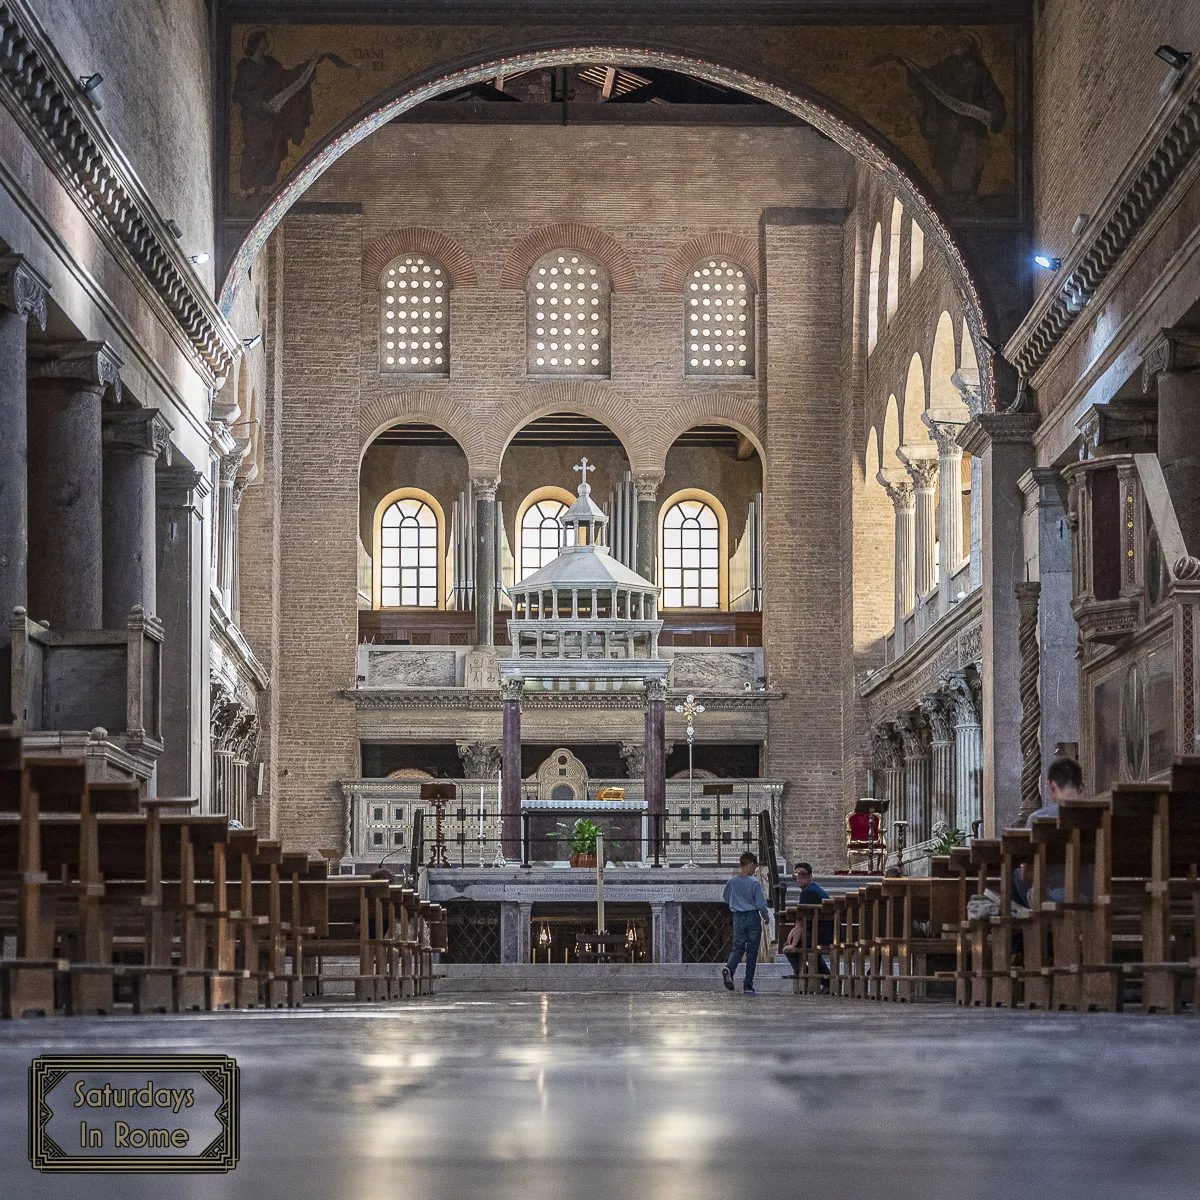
[685,259,754,377]
[381,255,449,375]
[527,250,610,377]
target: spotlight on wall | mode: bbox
[243,333,263,350]
[1155,45,1193,71]
[78,73,104,109]
[189,252,210,265]
[165,219,183,239]
[1033,253,1062,270]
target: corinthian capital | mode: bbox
[0,255,49,330]
[472,476,500,503]
[878,472,914,513]
[499,675,524,702]
[103,409,172,460]
[634,472,664,502]
[900,449,939,491]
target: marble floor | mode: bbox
[3,992,1200,1199]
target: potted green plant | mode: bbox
[556,818,601,868]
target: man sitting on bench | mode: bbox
[781,862,831,992]
[1014,757,1089,906]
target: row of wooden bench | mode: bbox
[0,730,447,1017]
[781,760,1200,1012]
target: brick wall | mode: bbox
[275,214,363,850]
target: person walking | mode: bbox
[722,851,771,995]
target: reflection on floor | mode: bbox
[3,993,1200,1199]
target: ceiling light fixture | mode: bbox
[190,252,210,265]
[78,73,104,109]
[243,334,263,350]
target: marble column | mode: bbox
[921,691,957,832]
[216,455,238,612]
[231,477,249,625]
[102,410,170,626]
[928,420,965,608]
[880,476,915,643]
[898,711,932,846]
[644,677,667,860]
[474,476,498,646]
[27,342,122,630]
[1015,581,1043,826]
[960,411,1038,834]
[953,369,984,590]
[947,670,983,837]
[1144,328,1200,550]
[634,473,662,583]
[156,459,209,802]
[1019,468,1079,772]
[870,723,905,850]
[500,675,523,858]
[903,451,940,603]
[0,256,48,721]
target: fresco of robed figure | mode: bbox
[232,28,355,197]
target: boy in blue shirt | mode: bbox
[722,851,770,995]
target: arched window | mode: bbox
[660,492,727,609]
[520,496,569,580]
[381,255,449,375]
[867,224,882,353]
[528,250,610,377]
[909,219,924,282]
[886,198,902,320]
[374,489,444,608]
[685,259,754,377]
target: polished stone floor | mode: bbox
[3,993,1200,1199]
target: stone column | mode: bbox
[0,256,48,721]
[947,670,983,836]
[870,724,905,853]
[644,677,666,860]
[156,459,209,802]
[1019,468,1078,771]
[921,691,957,832]
[929,419,966,607]
[953,369,984,590]
[102,410,170,626]
[634,473,662,583]
[216,455,238,612]
[898,711,932,846]
[960,412,1038,834]
[456,741,501,778]
[1015,581,1043,825]
[903,452,939,604]
[500,675,523,858]
[474,476,498,646]
[880,477,915,640]
[231,477,249,625]
[27,342,122,630]
[1144,328,1200,550]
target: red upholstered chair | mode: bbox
[846,802,887,873]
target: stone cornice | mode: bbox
[346,687,783,710]
[0,0,238,385]
[1003,64,1200,386]
[958,411,1039,457]
[210,598,271,690]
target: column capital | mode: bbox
[633,472,664,501]
[958,411,1039,457]
[499,675,524,702]
[870,723,903,770]
[645,677,667,703]
[156,458,208,509]
[0,254,49,329]
[925,417,967,457]
[29,340,123,401]
[943,669,980,727]
[896,710,931,759]
[878,472,914,513]
[102,408,172,461]
[218,455,241,487]
[472,476,500,502]
[1017,466,1064,508]
[1142,326,1200,391]
[900,450,939,491]
[919,692,955,744]
[950,367,982,417]
[456,740,502,778]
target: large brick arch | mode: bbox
[660,233,762,293]
[646,394,767,474]
[361,228,478,289]
[481,381,651,476]
[499,223,639,292]
[357,391,484,469]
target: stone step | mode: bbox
[438,961,796,993]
